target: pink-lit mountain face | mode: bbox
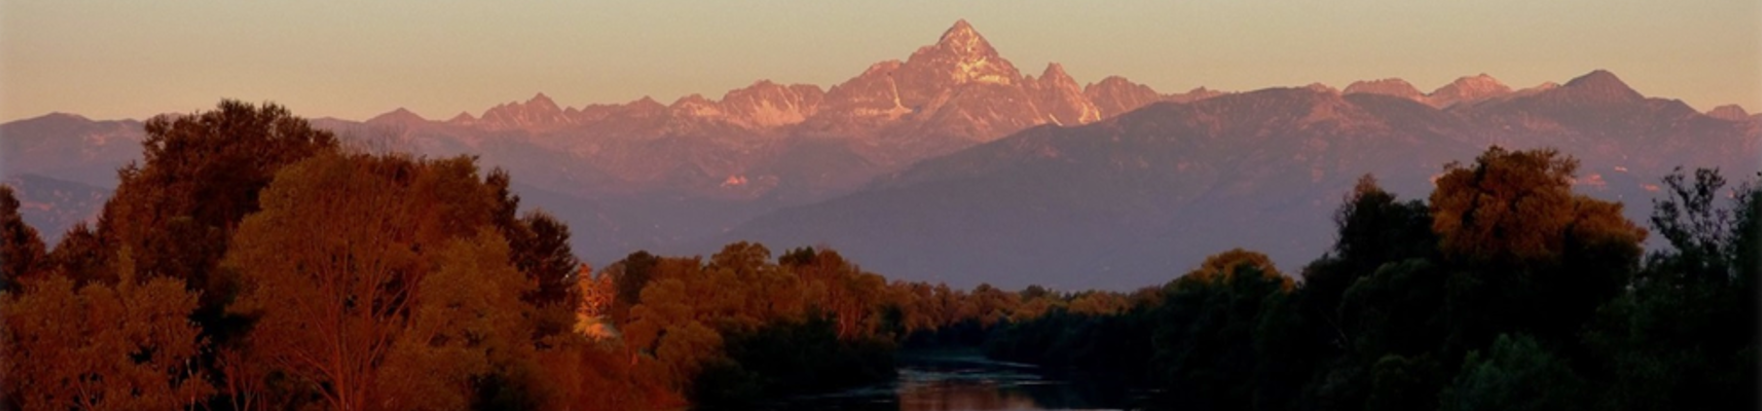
[242,20,1198,261]
[720,70,1759,289]
[1343,74,1517,109]
[4,21,1758,287]
[427,20,1171,169]
[1428,74,1515,108]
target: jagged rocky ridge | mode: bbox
[3,21,1757,287]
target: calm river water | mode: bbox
[775,350,1150,411]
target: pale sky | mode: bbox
[3,1,1758,122]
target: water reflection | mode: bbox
[778,353,1142,411]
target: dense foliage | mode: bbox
[0,101,1019,410]
[1,100,1754,410]
[980,149,1759,410]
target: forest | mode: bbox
[1,100,1756,411]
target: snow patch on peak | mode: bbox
[669,94,726,119]
[955,56,1013,85]
[939,20,983,47]
[933,19,998,60]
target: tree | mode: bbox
[1333,175,1437,266]
[622,277,725,390]
[1441,334,1584,411]
[1180,248,1291,288]
[377,230,544,410]
[499,209,584,344]
[1431,147,1581,264]
[1429,146,1644,266]
[576,266,617,337]
[1579,168,1760,411]
[967,283,1020,328]
[1306,175,1436,322]
[99,100,338,313]
[703,242,804,333]
[0,185,47,290]
[1365,354,1442,411]
[1152,249,1293,408]
[509,210,581,307]
[224,153,512,410]
[2,249,212,411]
[784,247,887,338]
[1338,259,1447,361]
[609,251,660,324]
[542,337,654,411]
[1648,167,1750,283]
[224,154,424,410]
[1430,146,1645,349]
[46,223,109,285]
[1254,177,1441,411]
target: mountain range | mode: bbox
[3,20,1757,289]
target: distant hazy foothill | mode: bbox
[3,20,1756,289]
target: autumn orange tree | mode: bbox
[601,243,930,406]
[5,100,339,411]
[4,100,615,410]
[1431,146,1644,266]
[377,230,542,411]
[2,249,212,411]
[223,153,550,410]
[781,247,889,339]
[223,153,427,410]
[1429,146,1645,350]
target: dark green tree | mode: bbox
[1441,334,1584,411]
[1339,259,1448,362]
[0,185,47,290]
[502,209,585,341]
[1581,168,1759,411]
[610,250,660,324]
[1365,354,1443,411]
[1262,175,1437,411]
[1152,249,1292,409]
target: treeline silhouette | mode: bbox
[983,152,1761,410]
[1,100,1755,411]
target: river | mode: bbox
[774,350,1151,411]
